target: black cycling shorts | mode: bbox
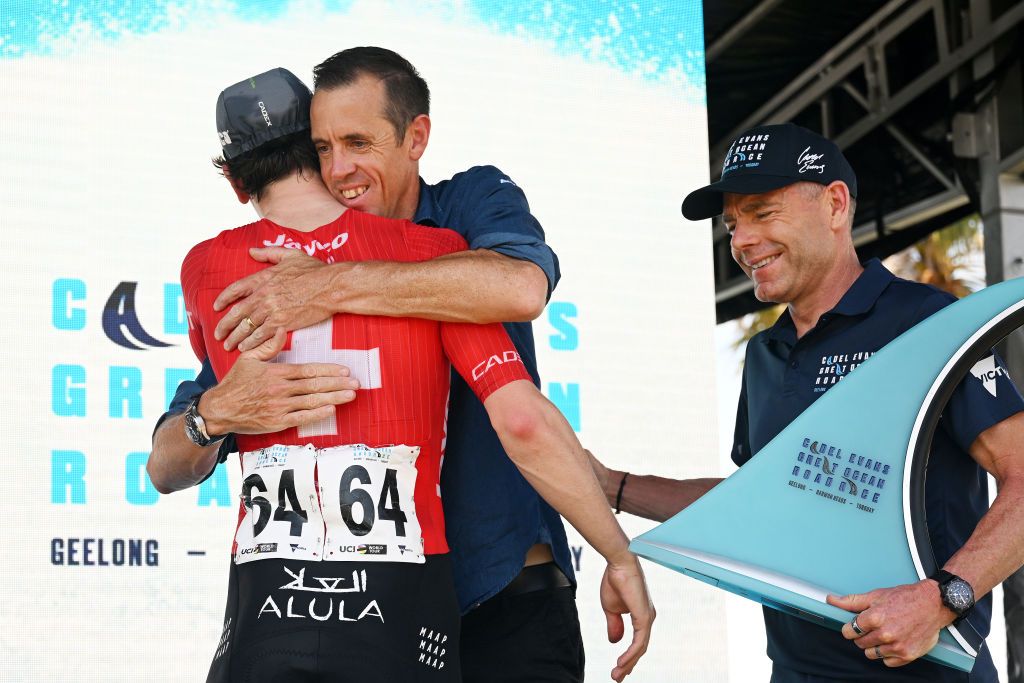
[207,554,461,683]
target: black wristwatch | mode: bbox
[183,395,224,447]
[930,569,975,621]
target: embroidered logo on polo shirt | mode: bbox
[970,355,1006,397]
[814,350,875,391]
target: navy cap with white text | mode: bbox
[215,68,312,160]
[681,122,858,221]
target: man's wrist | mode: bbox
[196,389,229,438]
[928,569,976,622]
[326,261,360,314]
[604,469,625,501]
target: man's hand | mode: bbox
[830,580,955,667]
[600,553,655,681]
[214,247,344,352]
[201,326,359,435]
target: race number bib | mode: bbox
[234,444,423,565]
[320,445,423,563]
[236,445,322,564]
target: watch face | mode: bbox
[946,579,974,611]
[184,405,208,446]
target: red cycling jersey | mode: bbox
[181,209,531,555]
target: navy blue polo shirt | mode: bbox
[733,259,1023,682]
[163,165,573,613]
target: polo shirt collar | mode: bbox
[413,177,440,226]
[762,258,893,344]
[830,258,893,316]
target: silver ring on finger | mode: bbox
[874,646,884,659]
[851,615,864,636]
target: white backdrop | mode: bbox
[0,1,724,681]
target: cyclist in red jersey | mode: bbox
[162,69,654,683]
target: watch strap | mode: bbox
[929,569,974,621]
[184,395,223,447]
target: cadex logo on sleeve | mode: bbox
[472,350,522,380]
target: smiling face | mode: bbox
[310,75,429,220]
[723,182,838,307]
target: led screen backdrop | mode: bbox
[0,1,718,680]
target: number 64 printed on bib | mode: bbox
[234,444,424,565]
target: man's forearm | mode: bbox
[943,414,1024,599]
[600,469,722,523]
[486,382,632,562]
[330,250,548,323]
[147,413,220,494]
[943,474,1024,599]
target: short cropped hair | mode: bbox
[313,46,430,140]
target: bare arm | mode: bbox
[587,450,722,523]
[942,411,1024,596]
[147,329,359,494]
[484,380,654,682]
[831,411,1024,667]
[148,412,223,494]
[215,247,549,351]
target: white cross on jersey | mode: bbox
[273,319,382,437]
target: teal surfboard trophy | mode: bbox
[630,277,1024,672]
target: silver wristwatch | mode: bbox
[183,395,223,447]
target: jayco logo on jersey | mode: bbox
[797,146,826,174]
[262,232,350,256]
[814,350,875,391]
[787,438,890,514]
[970,355,1006,397]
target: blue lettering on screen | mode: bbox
[198,464,232,507]
[52,278,86,330]
[109,366,143,418]
[52,364,87,417]
[51,538,158,566]
[547,302,578,351]
[52,450,87,504]
[165,368,197,410]
[164,283,187,335]
[125,452,158,505]
[548,382,580,431]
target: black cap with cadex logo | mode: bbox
[215,67,312,160]
[681,122,858,221]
